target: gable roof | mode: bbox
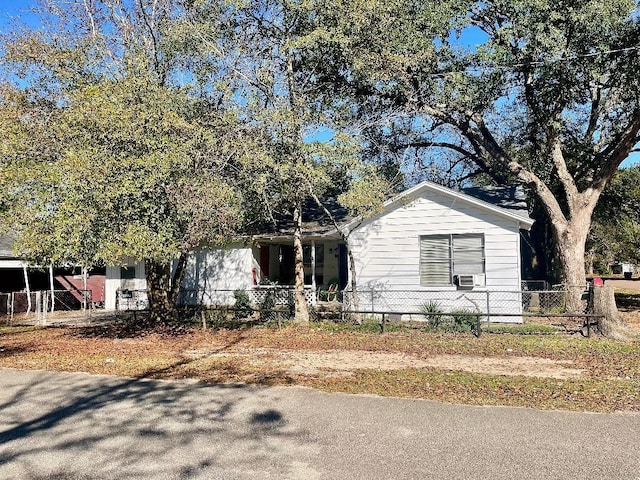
[254,181,534,241]
[340,180,534,235]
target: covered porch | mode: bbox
[254,236,349,304]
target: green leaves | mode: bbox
[1,58,245,265]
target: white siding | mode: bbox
[105,247,255,309]
[349,191,524,322]
[104,260,146,310]
[180,246,255,306]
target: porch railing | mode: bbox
[177,286,317,308]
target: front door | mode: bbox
[338,243,348,290]
[279,245,295,284]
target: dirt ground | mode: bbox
[188,348,587,380]
[175,279,640,379]
[603,278,640,291]
[2,283,638,384]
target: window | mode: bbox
[120,266,136,280]
[420,234,484,286]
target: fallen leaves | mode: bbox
[0,323,638,412]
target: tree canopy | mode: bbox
[0,0,253,319]
[588,165,640,271]
[2,0,639,331]
[0,0,390,322]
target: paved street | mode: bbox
[0,368,638,479]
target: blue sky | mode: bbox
[0,1,37,32]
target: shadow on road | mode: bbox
[0,366,309,479]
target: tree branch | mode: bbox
[547,125,579,215]
[393,140,477,160]
[593,109,640,191]
[137,0,163,83]
[584,82,602,144]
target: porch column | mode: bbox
[49,265,55,313]
[22,263,31,314]
[311,240,316,293]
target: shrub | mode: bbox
[420,301,445,328]
[259,290,276,322]
[233,289,254,320]
[450,309,478,333]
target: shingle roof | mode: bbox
[255,182,533,240]
[462,184,531,222]
[253,198,353,238]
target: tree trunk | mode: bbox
[554,221,588,313]
[307,190,362,323]
[591,285,630,339]
[552,212,631,337]
[168,252,188,306]
[292,202,310,324]
[145,259,176,323]
[347,246,362,324]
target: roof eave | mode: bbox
[343,181,535,232]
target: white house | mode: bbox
[342,182,534,321]
[104,181,534,321]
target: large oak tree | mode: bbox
[309,0,640,332]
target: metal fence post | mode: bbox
[368,290,372,317]
[485,290,491,326]
[42,291,48,325]
[35,291,41,324]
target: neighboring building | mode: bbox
[610,262,635,278]
[0,233,27,292]
[104,181,534,321]
[0,233,105,309]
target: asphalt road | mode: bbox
[0,368,638,480]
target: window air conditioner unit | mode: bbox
[454,274,485,288]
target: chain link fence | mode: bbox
[342,288,581,321]
[0,289,95,325]
[178,287,584,325]
[113,288,299,325]
[146,287,580,322]
[8,285,586,329]
[177,287,316,308]
[177,288,297,324]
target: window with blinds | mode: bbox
[420,234,485,286]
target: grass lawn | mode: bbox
[0,315,639,413]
